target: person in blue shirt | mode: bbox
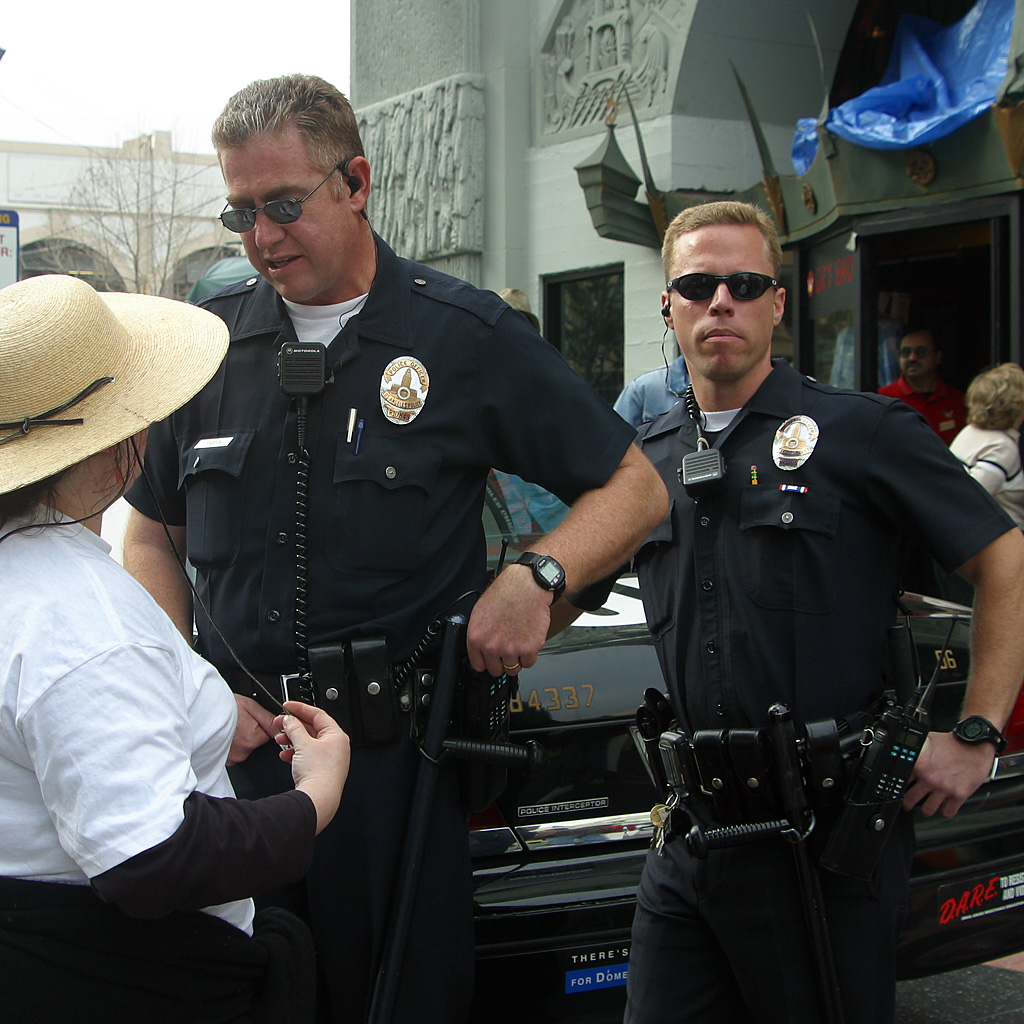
[613,354,690,427]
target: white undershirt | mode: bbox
[703,408,741,432]
[283,293,369,346]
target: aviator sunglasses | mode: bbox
[219,159,355,233]
[667,272,778,302]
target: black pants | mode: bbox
[624,813,915,1024]
[0,877,314,1024]
[230,731,474,1024]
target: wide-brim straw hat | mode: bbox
[0,274,229,494]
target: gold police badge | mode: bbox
[772,415,819,470]
[380,357,429,425]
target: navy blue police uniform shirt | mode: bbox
[594,359,1012,734]
[128,235,635,671]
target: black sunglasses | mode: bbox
[220,161,348,233]
[899,345,932,359]
[667,272,778,302]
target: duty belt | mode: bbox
[219,637,444,747]
[649,712,872,828]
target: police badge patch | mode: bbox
[380,357,429,425]
[773,415,819,470]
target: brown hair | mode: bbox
[966,363,1024,431]
[212,74,364,197]
[661,201,782,280]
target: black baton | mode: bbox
[368,611,467,1024]
[769,703,847,1024]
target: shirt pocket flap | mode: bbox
[739,487,839,538]
[178,432,255,488]
[333,435,441,493]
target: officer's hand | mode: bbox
[227,694,277,766]
[903,731,995,818]
[467,563,552,677]
[273,701,350,834]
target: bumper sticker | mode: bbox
[563,945,630,994]
[938,870,1024,925]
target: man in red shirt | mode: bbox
[878,327,966,445]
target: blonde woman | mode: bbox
[950,363,1024,529]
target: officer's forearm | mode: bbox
[957,528,1024,728]
[123,509,194,641]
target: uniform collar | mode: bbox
[220,234,413,351]
[642,358,802,444]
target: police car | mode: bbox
[469,475,1024,1023]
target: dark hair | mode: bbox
[900,326,939,352]
[0,471,66,539]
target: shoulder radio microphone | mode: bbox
[278,342,328,397]
[679,386,725,498]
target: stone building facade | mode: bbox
[350,0,851,396]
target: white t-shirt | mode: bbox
[0,512,254,934]
[283,292,369,346]
[950,425,1024,531]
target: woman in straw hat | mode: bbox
[0,275,349,1023]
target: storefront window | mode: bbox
[544,266,624,405]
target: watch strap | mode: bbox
[513,552,566,600]
[953,715,1007,755]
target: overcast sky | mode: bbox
[0,0,352,155]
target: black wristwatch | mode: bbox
[952,715,1007,755]
[514,552,566,601]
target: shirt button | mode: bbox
[781,511,794,524]
[287,452,297,464]
[385,466,397,480]
[701,579,713,591]
[706,641,717,654]
[700,517,710,527]
[266,609,280,623]
[275,532,289,545]
[716,703,726,716]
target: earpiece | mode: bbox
[347,175,363,195]
[662,306,671,318]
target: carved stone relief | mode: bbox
[356,74,485,264]
[541,0,691,138]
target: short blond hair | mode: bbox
[966,363,1024,431]
[661,201,782,280]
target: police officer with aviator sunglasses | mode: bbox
[125,73,666,1024]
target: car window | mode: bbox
[485,471,569,569]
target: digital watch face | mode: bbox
[960,718,986,742]
[536,557,564,588]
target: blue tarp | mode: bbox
[792,0,1015,174]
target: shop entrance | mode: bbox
[800,198,1019,394]
[870,219,996,393]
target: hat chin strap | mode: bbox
[0,376,115,447]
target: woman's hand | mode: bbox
[273,701,350,834]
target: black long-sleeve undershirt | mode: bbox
[90,789,316,918]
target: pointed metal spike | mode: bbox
[730,60,778,179]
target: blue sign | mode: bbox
[0,210,19,288]
[564,963,629,993]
